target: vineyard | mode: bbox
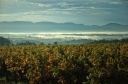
[0,43,128,84]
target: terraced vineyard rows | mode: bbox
[0,43,128,84]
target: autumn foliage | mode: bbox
[0,43,128,84]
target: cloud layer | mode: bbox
[0,0,128,25]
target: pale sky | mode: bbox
[0,0,128,25]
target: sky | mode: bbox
[0,0,128,25]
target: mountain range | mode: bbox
[0,21,128,33]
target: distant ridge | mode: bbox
[0,21,128,33]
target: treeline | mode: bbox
[0,36,58,46]
[0,37,42,46]
[0,36,128,46]
[90,38,128,44]
[16,41,36,46]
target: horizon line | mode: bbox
[0,21,127,26]
[0,32,128,35]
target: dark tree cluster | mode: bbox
[16,41,36,46]
[91,38,128,44]
[0,37,12,46]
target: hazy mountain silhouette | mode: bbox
[0,21,128,33]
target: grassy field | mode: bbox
[0,43,128,84]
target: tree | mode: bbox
[54,42,58,45]
[0,37,12,46]
[39,42,44,45]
